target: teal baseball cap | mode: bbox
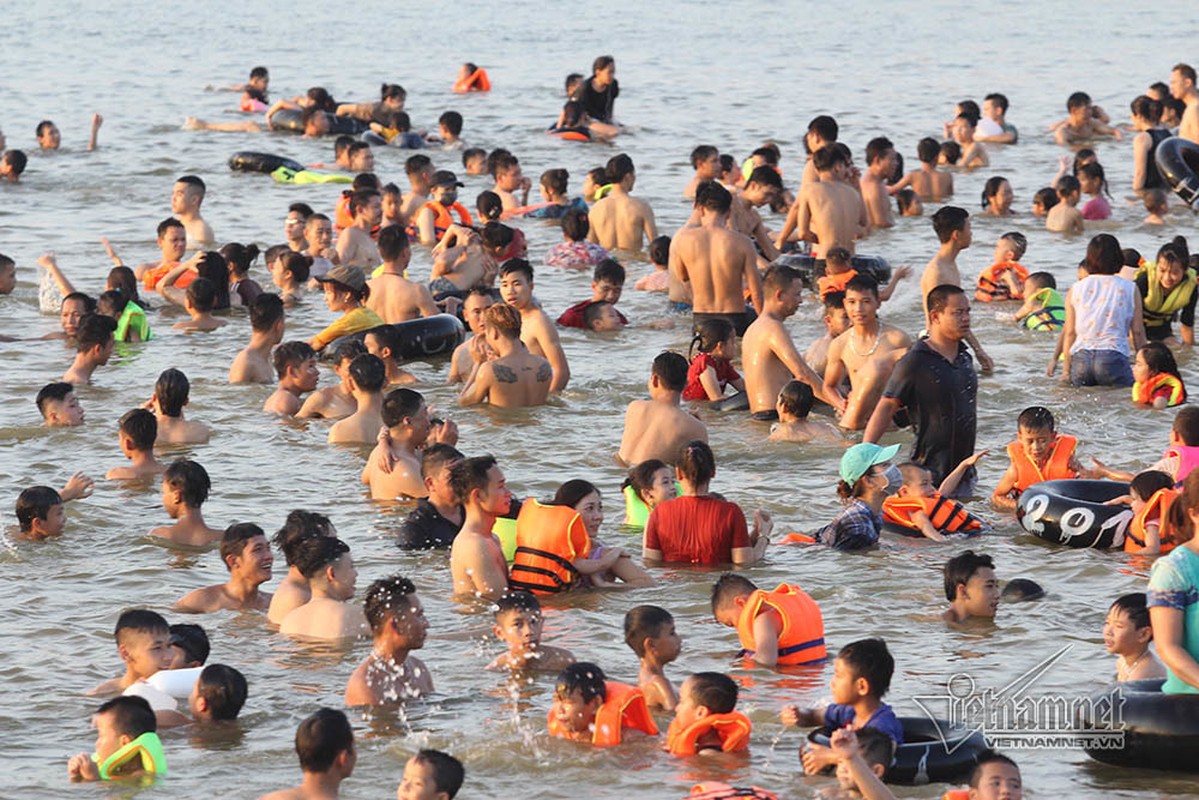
[840,442,901,484]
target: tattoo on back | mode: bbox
[494,364,518,383]
[536,362,552,382]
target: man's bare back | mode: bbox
[462,348,552,408]
[588,192,657,251]
[860,171,895,229]
[156,415,210,445]
[279,597,368,640]
[671,225,762,314]
[617,399,707,465]
[366,274,438,323]
[297,386,355,420]
[797,181,867,255]
[450,530,509,598]
[742,314,830,415]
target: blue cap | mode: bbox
[840,442,902,484]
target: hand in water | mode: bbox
[62,472,95,501]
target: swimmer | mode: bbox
[62,313,116,385]
[412,171,473,247]
[148,368,211,444]
[336,191,382,269]
[169,277,226,332]
[882,456,987,541]
[398,750,465,800]
[976,232,1027,302]
[490,152,531,211]
[13,474,94,540]
[363,388,433,499]
[487,590,575,672]
[665,672,749,756]
[267,510,337,625]
[726,167,783,263]
[297,339,364,420]
[803,290,850,380]
[889,137,953,202]
[458,303,552,408]
[436,111,464,148]
[257,708,356,800]
[395,445,466,551]
[228,294,285,384]
[710,573,823,667]
[788,145,868,256]
[36,381,85,427]
[624,605,680,710]
[310,266,383,353]
[167,624,208,669]
[328,354,387,445]
[345,575,433,705]
[264,342,320,416]
[1172,63,1199,143]
[557,259,629,329]
[1104,593,1167,682]
[587,154,658,251]
[89,609,173,696]
[826,728,899,800]
[366,227,439,323]
[1045,175,1084,235]
[447,456,511,600]
[105,409,165,480]
[462,147,487,177]
[684,145,721,199]
[135,219,188,291]
[171,175,214,248]
[279,537,369,640]
[1143,188,1168,225]
[149,459,224,547]
[545,208,611,271]
[430,223,499,295]
[919,207,993,371]
[1052,91,1121,145]
[991,406,1083,511]
[364,325,417,386]
[549,662,657,746]
[951,114,989,171]
[769,381,844,445]
[67,696,163,783]
[617,352,708,466]
[270,249,311,307]
[176,523,274,612]
[860,137,897,229]
[634,235,672,293]
[303,213,338,275]
[499,259,570,391]
[0,149,28,182]
[942,549,1000,624]
[401,154,435,220]
[448,289,495,383]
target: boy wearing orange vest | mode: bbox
[1124,470,1178,555]
[882,453,988,540]
[991,406,1084,511]
[665,672,751,756]
[974,231,1028,302]
[780,638,904,774]
[548,662,658,746]
[710,573,826,668]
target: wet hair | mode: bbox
[406,154,433,177]
[1131,94,1163,124]
[381,182,401,204]
[295,708,353,773]
[591,259,625,287]
[694,180,732,213]
[807,115,839,145]
[1001,578,1044,602]
[622,459,671,506]
[969,751,1020,788]
[823,290,846,313]
[686,672,737,714]
[293,536,350,580]
[480,221,515,255]
[377,225,410,262]
[1073,149,1097,174]
[490,152,520,179]
[689,317,734,359]
[562,209,590,242]
[197,252,231,309]
[483,302,522,338]
[273,510,335,566]
[1084,234,1122,276]
[35,381,74,418]
[363,574,418,635]
[956,99,981,124]
[278,251,312,284]
[348,190,380,219]
[186,277,217,313]
[177,174,206,198]
[585,166,608,193]
[997,231,1027,261]
[1138,341,1182,383]
[778,380,814,419]
[106,266,143,307]
[439,110,463,137]
[1175,63,1198,83]
[896,188,919,215]
[2,150,28,176]
[333,337,367,366]
[592,54,615,73]
[1034,186,1059,212]
[897,462,931,487]
[219,522,266,570]
[272,341,315,380]
[494,589,541,620]
[381,83,407,103]
[865,136,894,166]
[926,284,965,316]
[648,235,670,267]
[15,485,61,531]
[413,750,465,798]
[944,550,995,601]
[811,145,846,173]
[623,605,674,657]
[421,444,463,481]
[36,120,56,138]
[169,622,209,664]
[348,353,386,392]
[195,664,248,721]
[1130,470,1174,507]
[333,136,355,159]
[1056,174,1081,200]
[98,290,129,322]
[95,696,157,739]
[677,440,716,485]
[1017,405,1055,433]
[476,190,503,222]
[1109,592,1151,630]
[1066,91,1092,112]
[555,662,606,703]
[564,72,583,93]
[114,608,169,644]
[1078,162,1110,199]
[154,368,191,416]
[1025,271,1056,291]
[119,408,157,451]
[552,479,599,510]
[384,112,412,133]
[541,168,569,196]
[462,147,486,169]
[931,206,969,243]
[350,174,380,194]
[156,216,184,242]
[710,573,759,613]
[855,728,897,770]
[984,92,1009,113]
[485,148,513,176]
[981,177,1010,211]
[838,638,894,698]
[916,136,941,164]
[366,324,403,361]
[287,202,312,219]
[220,243,260,278]
[844,273,880,298]
[651,351,688,392]
[763,263,802,296]
[939,141,962,165]
[499,257,534,283]
[306,87,336,112]
[381,388,424,429]
[582,301,615,330]
[249,293,284,333]
[448,455,499,504]
[164,459,210,508]
[75,313,116,352]
[605,153,635,184]
[690,145,719,169]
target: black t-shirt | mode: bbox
[574,78,620,123]
[883,339,978,485]
[395,499,464,550]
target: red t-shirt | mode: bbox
[644,495,750,564]
[557,299,629,328]
[682,353,740,401]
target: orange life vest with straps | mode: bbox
[1008,435,1078,493]
[882,492,983,534]
[1126,487,1179,554]
[547,681,659,746]
[1132,373,1187,408]
[817,269,857,300]
[453,68,492,93]
[974,261,1029,302]
[735,584,826,666]
[508,499,591,594]
[666,712,752,755]
[405,201,473,242]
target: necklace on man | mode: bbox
[850,325,881,357]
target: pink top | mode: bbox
[1081,195,1111,220]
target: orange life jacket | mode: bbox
[405,201,473,242]
[817,269,857,300]
[735,584,826,666]
[1008,434,1078,493]
[1126,487,1179,554]
[1132,373,1187,408]
[666,712,752,755]
[881,492,983,534]
[508,499,591,594]
[453,68,492,93]
[335,194,381,239]
[546,681,659,746]
[974,261,1029,302]
[689,784,778,800]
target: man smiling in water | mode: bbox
[176,524,274,613]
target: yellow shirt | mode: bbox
[312,306,383,350]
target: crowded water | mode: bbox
[3,1,1199,797]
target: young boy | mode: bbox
[919,206,993,370]
[489,590,575,672]
[328,353,387,445]
[259,708,356,800]
[149,459,224,547]
[992,406,1083,510]
[581,301,624,332]
[617,352,708,466]
[1053,91,1121,145]
[975,232,1028,303]
[781,638,903,773]
[943,550,1001,624]
[106,408,164,480]
[666,671,752,755]
[362,388,432,499]
[264,341,320,415]
[279,536,369,640]
[267,510,337,625]
[398,749,465,800]
[890,137,953,202]
[396,445,466,550]
[437,111,464,148]
[710,573,826,668]
[168,623,209,668]
[176,523,274,612]
[623,605,680,709]
[805,291,850,380]
[1012,272,1064,332]
[967,750,1024,800]
[828,728,899,800]
[172,278,226,332]
[62,313,116,385]
[13,473,94,540]
[364,324,418,386]
[0,149,28,182]
[228,293,285,384]
[297,339,364,420]
[548,662,659,745]
[1104,592,1167,682]
[36,381,85,427]
[634,235,672,293]
[500,259,570,391]
[90,609,174,696]
[557,259,629,329]
[345,575,433,705]
[149,368,211,444]
[462,147,487,177]
[1144,188,1169,225]
[68,696,166,782]
[411,171,472,245]
[1045,175,1084,235]
[882,453,987,540]
[448,456,512,600]
[769,380,843,445]
[188,663,249,722]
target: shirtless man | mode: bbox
[1172,63,1199,144]
[789,146,867,257]
[491,152,531,211]
[672,180,763,337]
[684,145,721,199]
[364,325,417,386]
[297,340,363,420]
[799,115,839,187]
[431,224,495,294]
[279,537,369,640]
[448,456,512,600]
[449,289,495,383]
[149,368,211,445]
[62,313,115,385]
[731,167,783,262]
[742,264,845,419]
[617,352,708,465]
[499,259,570,391]
[135,218,188,291]
[920,207,993,372]
[303,213,338,277]
[890,138,953,202]
[264,342,321,415]
[401,154,434,220]
[587,153,657,252]
[336,191,381,269]
[176,523,274,613]
[459,303,552,408]
[361,388,431,500]
[823,275,912,430]
[257,709,356,800]
[860,137,897,229]
[805,290,851,380]
[148,459,224,547]
[171,175,214,248]
[344,575,433,705]
[366,226,438,323]
[229,294,284,384]
[328,354,387,445]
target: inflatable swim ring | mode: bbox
[1079,678,1199,772]
[1153,136,1199,207]
[772,254,893,289]
[809,717,985,785]
[326,314,465,363]
[229,151,304,174]
[1015,479,1132,549]
[547,126,592,142]
[268,108,368,136]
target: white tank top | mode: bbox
[1070,274,1136,355]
